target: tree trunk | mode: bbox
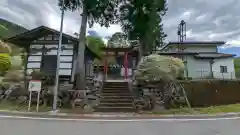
[74,5,88,90]
[210,59,214,78]
[138,39,145,60]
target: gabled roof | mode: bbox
[4,25,100,59]
[160,41,226,51]
[5,25,77,42]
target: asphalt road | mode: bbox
[0,117,240,135]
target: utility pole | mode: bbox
[52,0,64,112]
[177,20,186,52]
[177,20,188,78]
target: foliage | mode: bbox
[117,0,168,55]
[135,54,185,82]
[0,40,12,54]
[93,56,116,65]
[0,53,11,73]
[59,0,119,27]
[30,70,55,86]
[10,56,23,70]
[234,58,240,78]
[86,36,105,57]
[0,18,28,39]
[3,70,24,82]
[107,32,131,48]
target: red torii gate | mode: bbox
[101,47,139,80]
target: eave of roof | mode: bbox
[194,53,236,59]
[168,41,226,45]
[158,52,197,55]
[157,52,236,59]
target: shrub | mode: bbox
[3,70,24,82]
[30,70,54,86]
[0,53,11,73]
[10,55,23,70]
[0,40,12,54]
[135,54,185,82]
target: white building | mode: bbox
[159,41,236,79]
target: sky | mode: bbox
[0,0,240,56]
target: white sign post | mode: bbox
[28,80,41,112]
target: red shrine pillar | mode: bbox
[104,52,108,79]
[124,52,128,80]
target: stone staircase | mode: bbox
[97,81,135,112]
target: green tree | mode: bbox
[118,0,168,56]
[59,0,119,89]
[86,36,105,57]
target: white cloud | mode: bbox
[88,24,122,38]
[1,0,240,49]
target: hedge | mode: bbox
[181,80,240,107]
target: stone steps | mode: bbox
[99,102,133,107]
[100,98,133,103]
[97,81,135,112]
[97,106,135,112]
[101,93,132,96]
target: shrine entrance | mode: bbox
[101,47,139,81]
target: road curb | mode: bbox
[0,110,239,119]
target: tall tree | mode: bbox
[58,0,119,90]
[118,0,168,56]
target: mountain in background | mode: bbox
[0,18,28,39]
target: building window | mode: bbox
[59,69,72,75]
[220,66,227,73]
[60,63,72,68]
[27,62,41,68]
[28,56,42,62]
[60,56,73,62]
[45,35,53,40]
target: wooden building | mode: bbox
[5,26,99,83]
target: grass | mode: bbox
[0,102,240,115]
[144,104,240,115]
[0,102,94,114]
[0,102,51,112]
